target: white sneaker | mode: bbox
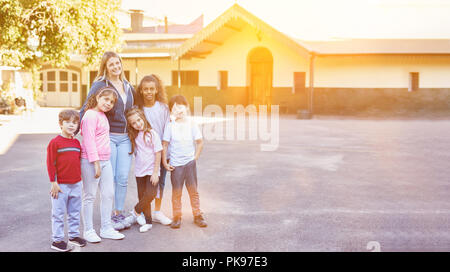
[152,211,172,225]
[131,209,146,226]
[122,213,136,226]
[100,228,125,240]
[139,224,152,233]
[84,229,101,243]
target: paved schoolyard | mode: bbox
[0,107,449,252]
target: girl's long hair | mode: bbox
[85,87,118,110]
[126,107,153,155]
[135,74,168,108]
[94,51,126,82]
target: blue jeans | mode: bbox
[109,133,132,212]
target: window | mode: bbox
[124,70,130,82]
[60,71,68,92]
[47,71,56,92]
[293,72,306,94]
[172,70,199,86]
[409,72,419,92]
[217,71,228,90]
[72,72,78,92]
[89,71,97,87]
[41,69,80,93]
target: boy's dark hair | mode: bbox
[168,95,189,111]
[59,109,80,125]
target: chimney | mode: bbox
[130,9,144,32]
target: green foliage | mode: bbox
[0,0,123,91]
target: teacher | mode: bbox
[79,51,136,231]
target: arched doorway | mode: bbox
[247,47,273,108]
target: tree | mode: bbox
[0,0,123,94]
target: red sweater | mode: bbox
[46,135,82,184]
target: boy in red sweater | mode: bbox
[47,109,86,252]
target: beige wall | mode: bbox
[177,25,310,87]
[315,55,450,88]
[122,58,178,87]
[124,53,450,89]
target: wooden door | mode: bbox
[248,47,273,109]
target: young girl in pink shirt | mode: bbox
[125,107,163,233]
[80,87,125,242]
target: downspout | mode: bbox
[177,57,181,94]
[135,58,138,88]
[309,52,316,116]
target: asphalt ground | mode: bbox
[0,108,449,252]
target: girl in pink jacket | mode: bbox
[80,87,125,243]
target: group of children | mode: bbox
[46,75,206,252]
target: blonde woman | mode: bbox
[79,51,136,231]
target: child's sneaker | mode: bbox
[84,229,101,243]
[152,211,172,225]
[131,210,146,226]
[194,214,208,228]
[51,241,73,252]
[122,212,136,227]
[69,237,87,247]
[139,224,152,233]
[118,213,132,228]
[100,228,125,240]
[111,214,126,231]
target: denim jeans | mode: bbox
[109,133,132,212]
[170,160,202,218]
[51,182,82,242]
[81,159,115,232]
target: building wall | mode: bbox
[42,33,450,114]
[178,24,310,87]
[122,58,178,87]
[166,86,248,110]
[312,87,450,114]
[315,55,450,88]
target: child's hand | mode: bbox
[150,175,159,186]
[164,163,175,171]
[50,182,62,199]
[94,161,101,178]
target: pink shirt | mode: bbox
[80,109,111,162]
[134,129,163,177]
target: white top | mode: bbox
[162,119,202,167]
[134,129,163,177]
[143,101,170,139]
[119,91,127,105]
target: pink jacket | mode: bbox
[80,109,111,162]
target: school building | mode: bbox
[37,4,450,114]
